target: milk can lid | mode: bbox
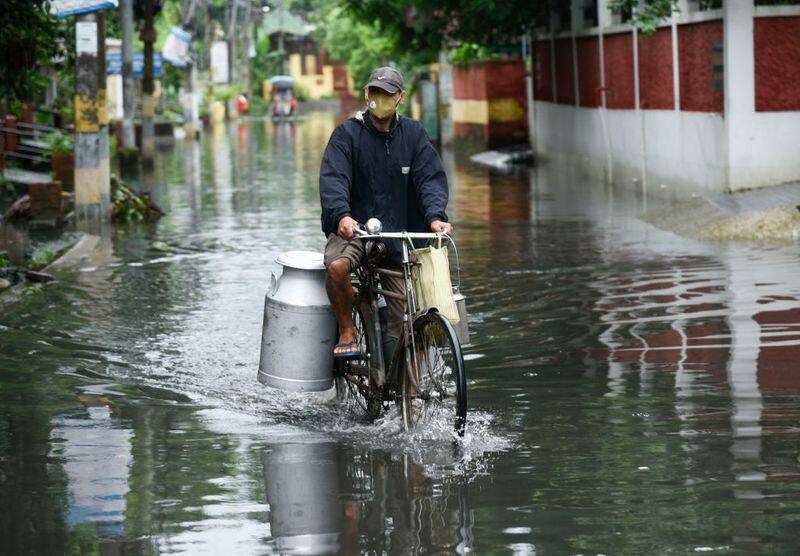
[275,250,326,270]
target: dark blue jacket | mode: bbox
[319,111,449,261]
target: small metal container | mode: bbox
[453,290,470,345]
[258,251,337,391]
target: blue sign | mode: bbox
[107,52,122,75]
[106,52,163,78]
[51,0,118,18]
[135,53,163,78]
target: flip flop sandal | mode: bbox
[333,341,361,359]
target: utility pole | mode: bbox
[244,0,253,100]
[119,0,136,150]
[523,30,536,156]
[74,12,110,229]
[141,0,157,163]
[181,0,199,140]
[277,0,285,74]
[228,0,239,85]
[98,12,110,198]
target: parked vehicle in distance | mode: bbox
[270,75,297,119]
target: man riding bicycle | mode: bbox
[319,66,453,359]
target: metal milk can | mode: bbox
[258,250,337,391]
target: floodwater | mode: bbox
[2,112,800,555]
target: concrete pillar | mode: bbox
[671,8,681,111]
[598,0,614,28]
[120,0,136,150]
[549,9,558,101]
[74,12,110,229]
[723,0,756,192]
[244,1,254,99]
[97,13,110,202]
[437,50,454,148]
[632,24,648,194]
[180,0,199,140]
[673,0,690,111]
[141,0,157,162]
[571,0,582,106]
[227,0,239,85]
[598,0,614,183]
[522,32,536,154]
[183,65,197,140]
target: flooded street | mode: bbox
[2,111,800,554]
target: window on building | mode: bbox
[583,0,599,27]
[687,0,723,11]
[610,2,633,24]
[755,0,800,5]
[551,1,572,32]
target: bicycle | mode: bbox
[333,219,468,435]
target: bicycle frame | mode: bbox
[346,231,453,399]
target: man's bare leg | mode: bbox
[326,257,357,355]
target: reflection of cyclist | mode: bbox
[320,66,452,358]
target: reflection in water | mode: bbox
[51,391,132,529]
[262,437,474,554]
[262,441,342,554]
[1,113,800,553]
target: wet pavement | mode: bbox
[1,112,800,554]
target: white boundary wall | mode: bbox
[534,102,728,197]
[532,0,800,196]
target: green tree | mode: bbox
[252,35,284,85]
[610,0,680,35]
[0,0,62,111]
[333,0,681,66]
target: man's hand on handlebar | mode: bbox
[430,220,453,235]
[338,216,360,241]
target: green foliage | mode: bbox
[0,1,63,106]
[339,0,546,56]
[252,35,285,85]
[214,85,240,102]
[450,44,502,65]
[162,63,184,103]
[610,0,679,36]
[43,131,74,156]
[0,253,8,269]
[28,245,55,270]
[0,176,17,199]
[111,176,163,222]
[309,2,422,96]
[294,84,309,102]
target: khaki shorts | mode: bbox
[324,234,405,338]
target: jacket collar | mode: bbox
[356,110,400,134]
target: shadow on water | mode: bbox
[1,112,800,553]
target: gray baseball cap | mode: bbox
[365,66,404,94]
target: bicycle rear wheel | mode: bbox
[335,302,382,419]
[400,311,467,435]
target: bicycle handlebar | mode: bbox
[353,228,450,240]
[351,220,461,289]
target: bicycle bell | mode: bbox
[366,218,383,234]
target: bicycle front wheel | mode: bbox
[400,311,467,435]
